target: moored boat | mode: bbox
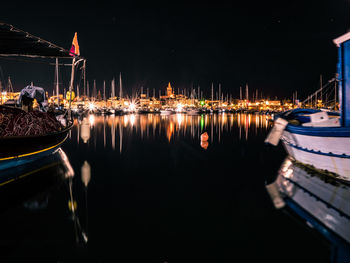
[265,31,350,182]
[160,108,174,115]
[0,22,84,169]
[185,107,201,115]
[0,108,73,169]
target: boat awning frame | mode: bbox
[0,22,83,59]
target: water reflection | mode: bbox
[65,158,89,245]
[266,157,350,262]
[74,113,272,152]
[0,147,92,260]
[80,116,91,143]
[0,148,69,213]
[0,112,281,262]
[81,159,91,243]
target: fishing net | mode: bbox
[0,106,63,137]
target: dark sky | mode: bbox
[1,0,350,99]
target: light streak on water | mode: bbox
[73,113,273,152]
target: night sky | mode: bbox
[1,0,350,100]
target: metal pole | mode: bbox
[335,75,337,110]
[83,60,86,98]
[56,58,60,106]
[320,74,323,106]
[68,57,76,121]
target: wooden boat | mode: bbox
[0,22,85,169]
[265,31,350,181]
[0,120,73,169]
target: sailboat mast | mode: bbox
[218,83,221,107]
[83,60,86,98]
[93,80,97,101]
[211,83,214,106]
[246,84,248,101]
[7,76,12,92]
[113,77,115,98]
[87,81,89,99]
[103,80,106,101]
[119,72,123,99]
[55,58,60,106]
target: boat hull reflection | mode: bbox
[0,123,71,170]
[266,157,350,262]
[0,148,71,210]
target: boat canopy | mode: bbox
[334,31,350,127]
[0,22,80,59]
[18,85,48,111]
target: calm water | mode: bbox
[0,113,331,262]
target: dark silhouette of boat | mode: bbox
[0,22,85,169]
[0,120,73,166]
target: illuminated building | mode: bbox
[160,82,175,99]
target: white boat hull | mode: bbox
[266,157,350,244]
[160,110,174,115]
[281,130,350,181]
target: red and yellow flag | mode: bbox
[69,32,80,56]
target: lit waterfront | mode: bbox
[71,113,272,149]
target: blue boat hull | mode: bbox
[0,143,64,171]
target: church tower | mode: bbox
[167,82,174,97]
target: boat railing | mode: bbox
[301,77,338,110]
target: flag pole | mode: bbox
[68,56,76,121]
[68,32,80,121]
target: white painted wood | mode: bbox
[264,117,288,146]
[282,141,350,181]
[282,131,350,155]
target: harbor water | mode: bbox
[0,113,332,262]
